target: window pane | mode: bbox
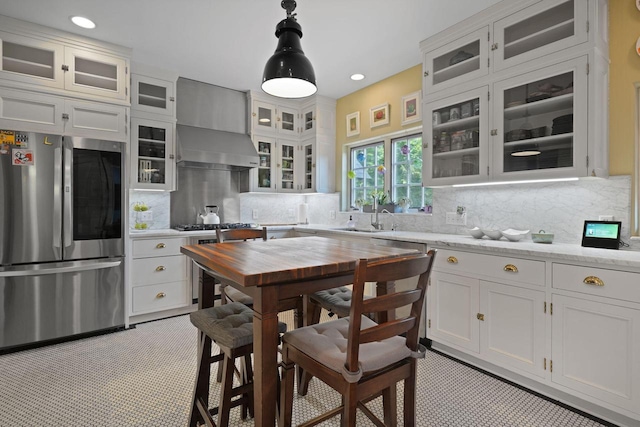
[350,142,384,208]
[391,134,427,209]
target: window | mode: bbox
[391,134,431,209]
[350,142,384,208]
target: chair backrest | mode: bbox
[345,250,436,373]
[216,226,267,243]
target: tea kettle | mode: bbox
[199,205,220,225]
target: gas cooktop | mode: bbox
[173,223,255,232]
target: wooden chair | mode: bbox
[189,301,287,427]
[279,250,436,427]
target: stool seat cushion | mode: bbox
[190,302,286,349]
[222,285,254,305]
[310,287,372,318]
[282,316,410,378]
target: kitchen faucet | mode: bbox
[380,209,397,231]
[370,196,381,230]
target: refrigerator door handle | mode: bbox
[53,146,62,254]
[63,143,73,249]
[0,259,122,277]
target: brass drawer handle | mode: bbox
[155,266,166,272]
[156,292,166,298]
[447,256,458,264]
[156,243,166,249]
[583,276,604,286]
[503,264,518,273]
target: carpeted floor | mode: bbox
[0,312,613,426]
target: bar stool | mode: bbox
[189,301,286,427]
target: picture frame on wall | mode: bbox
[401,91,421,125]
[346,111,360,137]
[370,103,389,128]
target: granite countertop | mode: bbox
[129,224,640,270]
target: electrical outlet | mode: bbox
[598,215,614,221]
[445,212,467,226]
[330,210,336,220]
[252,209,259,220]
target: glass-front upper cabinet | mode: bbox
[423,86,489,186]
[0,31,64,89]
[254,136,276,191]
[492,0,587,72]
[252,101,276,133]
[492,56,587,180]
[278,140,297,192]
[130,118,175,190]
[423,27,489,93]
[302,142,314,191]
[278,106,298,137]
[131,73,175,118]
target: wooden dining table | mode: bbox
[181,235,421,427]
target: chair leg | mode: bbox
[403,360,417,426]
[382,385,398,427]
[189,333,212,427]
[279,346,295,427]
[217,352,235,427]
[242,353,255,419]
[342,384,358,427]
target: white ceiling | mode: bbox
[0,0,503,100]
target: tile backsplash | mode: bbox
[129,191,171,230]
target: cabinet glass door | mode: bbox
[278,106,298,136]
[64,47,128,100]
[253,101,275,133]
[255,137,275,191]
[493,57,587,179]
[131,118,173,190]
[423,27,489,93]
[303,143,314,191]
[424,87,489,186]
[131,74,175,117]
[493,0,587,72]
[0,31,64,89]
[279,141,296,191]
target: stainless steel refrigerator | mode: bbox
[0,130,125,353]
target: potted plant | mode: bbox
[398,197,412,213]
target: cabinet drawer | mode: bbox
[131,255,186,286]
[132,237,186,258]
[552,264,640,304]
[435,249,545,287]
[132,281,189,314]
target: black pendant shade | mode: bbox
[262,1,317,98]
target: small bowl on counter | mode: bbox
[531,230,554,244]
[481,229,503,240]
[466,227,485,239]
[500,229,530,242]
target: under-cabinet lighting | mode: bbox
[511,150,541,157]
[70,16,96,29]
[452,177,579,188]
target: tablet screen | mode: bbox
[582,221,621,249]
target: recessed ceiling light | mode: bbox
[350,73,365,81]
[70,16,96,29]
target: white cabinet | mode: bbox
[251,135,298,192]
[301,135,335,193]
[130,118,175,190]
[0,22,130,103]
[251,100,298,137]
[0,86,128,140]
[423,26,490,93]
[492,0,588,72]
[131,63,177,120]
[420,0,608,185]
[130,237,190,316]
[427,248,547,380]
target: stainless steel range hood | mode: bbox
[176,77,259,170]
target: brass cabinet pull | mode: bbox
[156,292,166,298]
[583,276,604,286]
[155,266,166,272]
[156,243,166,249]
[447,256,458,264]
[477,313,485,321]
[503,264,518,273]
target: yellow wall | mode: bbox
[335,65,422,189]
[336,3,640,232]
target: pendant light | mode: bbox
[262,0,317,98]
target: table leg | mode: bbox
[252,286,279,427]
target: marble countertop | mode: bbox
[292,225,640,270]
[130,224,640,270]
